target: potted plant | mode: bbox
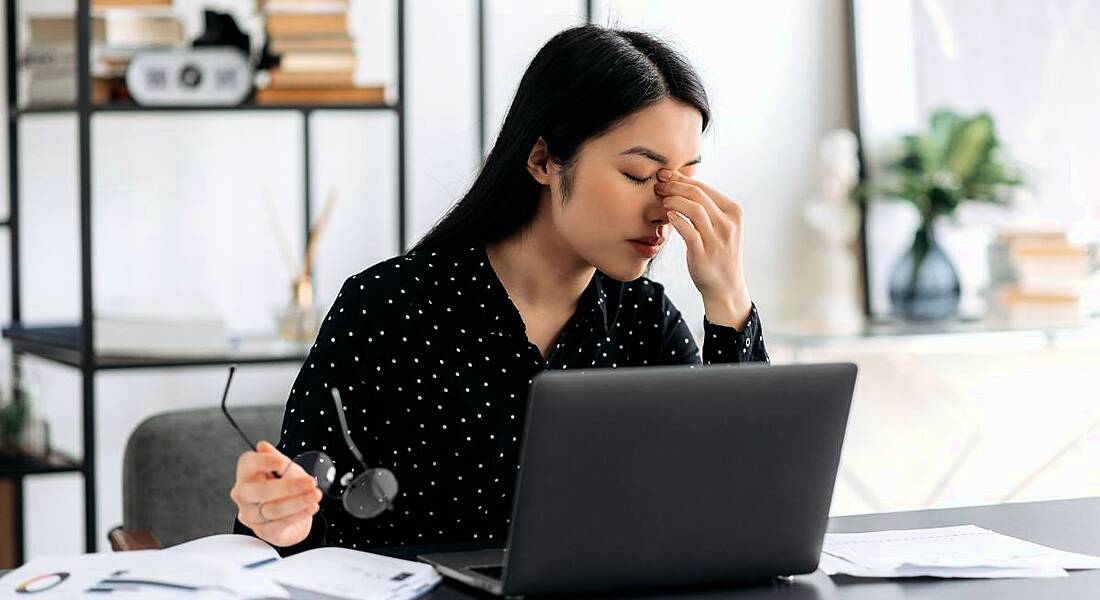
[872,109,1025,321]
[0,374,37,457]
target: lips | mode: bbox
[629,236,664,246]
[629,235,660,258]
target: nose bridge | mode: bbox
[645,190,669,225]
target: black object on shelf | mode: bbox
[1,0,410,561]
[191,9,250,56]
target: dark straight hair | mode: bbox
[410,23,711,254]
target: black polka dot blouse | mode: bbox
[235,243,769,554]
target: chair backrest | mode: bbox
[121,404,285,547]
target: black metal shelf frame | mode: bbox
[1,324,311,370]
[11,102,399,116]
[1,0,408,560]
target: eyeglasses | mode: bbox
[219,364,398,519]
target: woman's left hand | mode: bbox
[654,168,754,329]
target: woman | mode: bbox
[230,23,769,554]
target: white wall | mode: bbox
[1,0,851,556]
[590,0,852,337]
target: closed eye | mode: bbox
[623,173,653,186]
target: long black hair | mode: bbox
[410,23,711,254]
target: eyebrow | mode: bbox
[619,145,702,167]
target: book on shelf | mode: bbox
[26,12,183,50]
[261,0,350,5]
[266,12,348,37]
[994,288,1086,326]
[1011,244,1091,297]
[254,85,385,105]
[270,34,354,53]
[267,68,355,89]
[24,71,76,106]
[93,313,229,357]
[92,0,173,7]
[23,43,75,76]
[27,15,108,45]
[262,0,350,14]
[95,51,135,78]
[278,49,356,73]
[260,0,349,10]
[996,229,1071,248]
[101,12,185,48]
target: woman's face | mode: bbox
[543,98,703,281]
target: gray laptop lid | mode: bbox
[501,362,857,596]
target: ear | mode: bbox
[526,136,554,186]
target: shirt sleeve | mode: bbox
[658,297,770,366]
[233,269,405,556]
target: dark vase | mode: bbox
[888,225,960,321]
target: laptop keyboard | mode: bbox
[468,565,505,580]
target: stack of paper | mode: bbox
[821,525,1100,579]
[0,534,442,599]
[0,551,285,598]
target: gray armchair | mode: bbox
[109,404,284,551]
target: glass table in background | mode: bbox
[767,316,1100,362]
[764,315,1100,514]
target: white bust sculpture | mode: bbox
[801,129,865,333]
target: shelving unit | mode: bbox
[0,0,408,561]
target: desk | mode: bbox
[373,497,1100,600]
[1,498,1095,598]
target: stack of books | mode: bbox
[256,0,385,105]
[22,6,181,108]
[91,0,185,103]
[21,16,92,107]
[988,228,1100,325]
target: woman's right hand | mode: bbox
[230,440,323,547]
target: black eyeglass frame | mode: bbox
[219,364,399,522]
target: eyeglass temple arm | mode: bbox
[222,364,289,480]
[220,365,259,452]
[330,388,370,471]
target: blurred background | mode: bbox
[0,0,1096,564]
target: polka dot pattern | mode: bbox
[235,244,769,553]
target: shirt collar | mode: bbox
[473,244,609,335]
[579,271,610,334]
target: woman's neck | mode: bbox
[485,195,595,313]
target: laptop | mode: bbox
[419,361,857,597]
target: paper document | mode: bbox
[821,525,1100,579]
[166,532,282,569]
[0,534,441,599]
[0,550,288,598]
[258,546,441,600]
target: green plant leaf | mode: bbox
[870,108,1024,222]
[925,109,963,170]
[946,112,995,184]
